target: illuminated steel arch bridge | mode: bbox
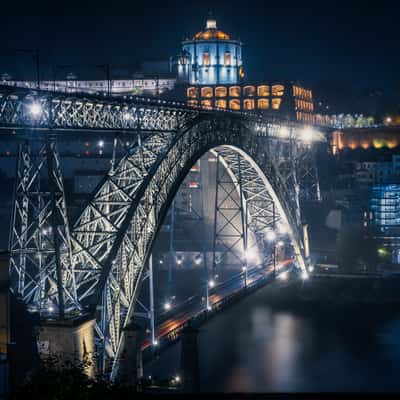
[0,86,324,379]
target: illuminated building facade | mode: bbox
[316,113,375,129]
[2,15,315,124]
[332,127,400,154]
[175,15,315,123]
[186,82,315,123]
[369,185,400,264]
[1,76,176,97]
[176,15,244,85]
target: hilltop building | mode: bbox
[170,15,315,122]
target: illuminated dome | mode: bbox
[179,14,244,85]
[193,16,231,41]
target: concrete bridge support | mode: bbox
[180,323,200,392]
[36,317,96,377]
[117,322,143,386]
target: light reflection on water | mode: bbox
[145,286,400,392]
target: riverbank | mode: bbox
[265,274,400,306]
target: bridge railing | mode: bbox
[0,84,327,134]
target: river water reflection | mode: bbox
[145,284,400,392]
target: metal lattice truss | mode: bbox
[9,137,76,316]
[66,119,307,378]
[0,85,197,132]
[211,144,306,270]
[4,86,325,379]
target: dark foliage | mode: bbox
[11,355,139,400]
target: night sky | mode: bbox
[1,0,399,92]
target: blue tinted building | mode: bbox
[370,184,400,264]
[177,15,244,85]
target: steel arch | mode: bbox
[66,116,306,378]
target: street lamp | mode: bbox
[278,271,289,281]
[194,254,202,265]
[265,229,276,242]
[96,64,111,96]
[278,126,290,138]
[52,65,74,94]
[29,102,42,117]
[301,270,309,280]
[242,265,248,288]
[300,127,314,143]
[277,223,289,235]
[244,248,256,262]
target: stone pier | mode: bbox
[36,317,96,377]
[180,323,200,392]
[117,322,143,385]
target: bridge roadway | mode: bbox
[141,259,294,358]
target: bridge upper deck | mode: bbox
[0,85,327,141]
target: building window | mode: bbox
[203,52,210,66]
[187,87,198,98]
[243,85,255,97]
[229,86,240,97]
[201,87,213,98]
[201,99,212,109]
[272,84,284,96]
[257,85,269,97]
[229,99,241,110]
[271,98,282,110]
[224,52,231,66]
[243,99,255,110]
[258,99,269,110]
[215,86,227,97]
[215,99,227,109]
[187,100,198,107]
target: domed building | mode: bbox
[171,14,315,124]
[177,14,244,85]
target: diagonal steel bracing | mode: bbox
[4,86,326,380]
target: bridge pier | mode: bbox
[36,317,96,377]
[180,323,200,392]
[117,322,143,385]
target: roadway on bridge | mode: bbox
[141,259,294,352]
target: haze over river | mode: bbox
[145,282,400,392]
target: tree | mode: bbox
[11,355,136,400]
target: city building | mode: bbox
[172,15,315,122]
[185,81,314,122]
[1,74,176,97]
[369,184,400,264]
[352,155,400,186]
[315,114,375,129]
[331,126,400,154]
[1,15,316,124]
[173,14,244,85]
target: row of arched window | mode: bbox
[187,84,285,99]
[293,86,312,100]
[187,98,282,111]
[296,111,315,123]
[295,99,314,112]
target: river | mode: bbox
[144,281,400,392]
